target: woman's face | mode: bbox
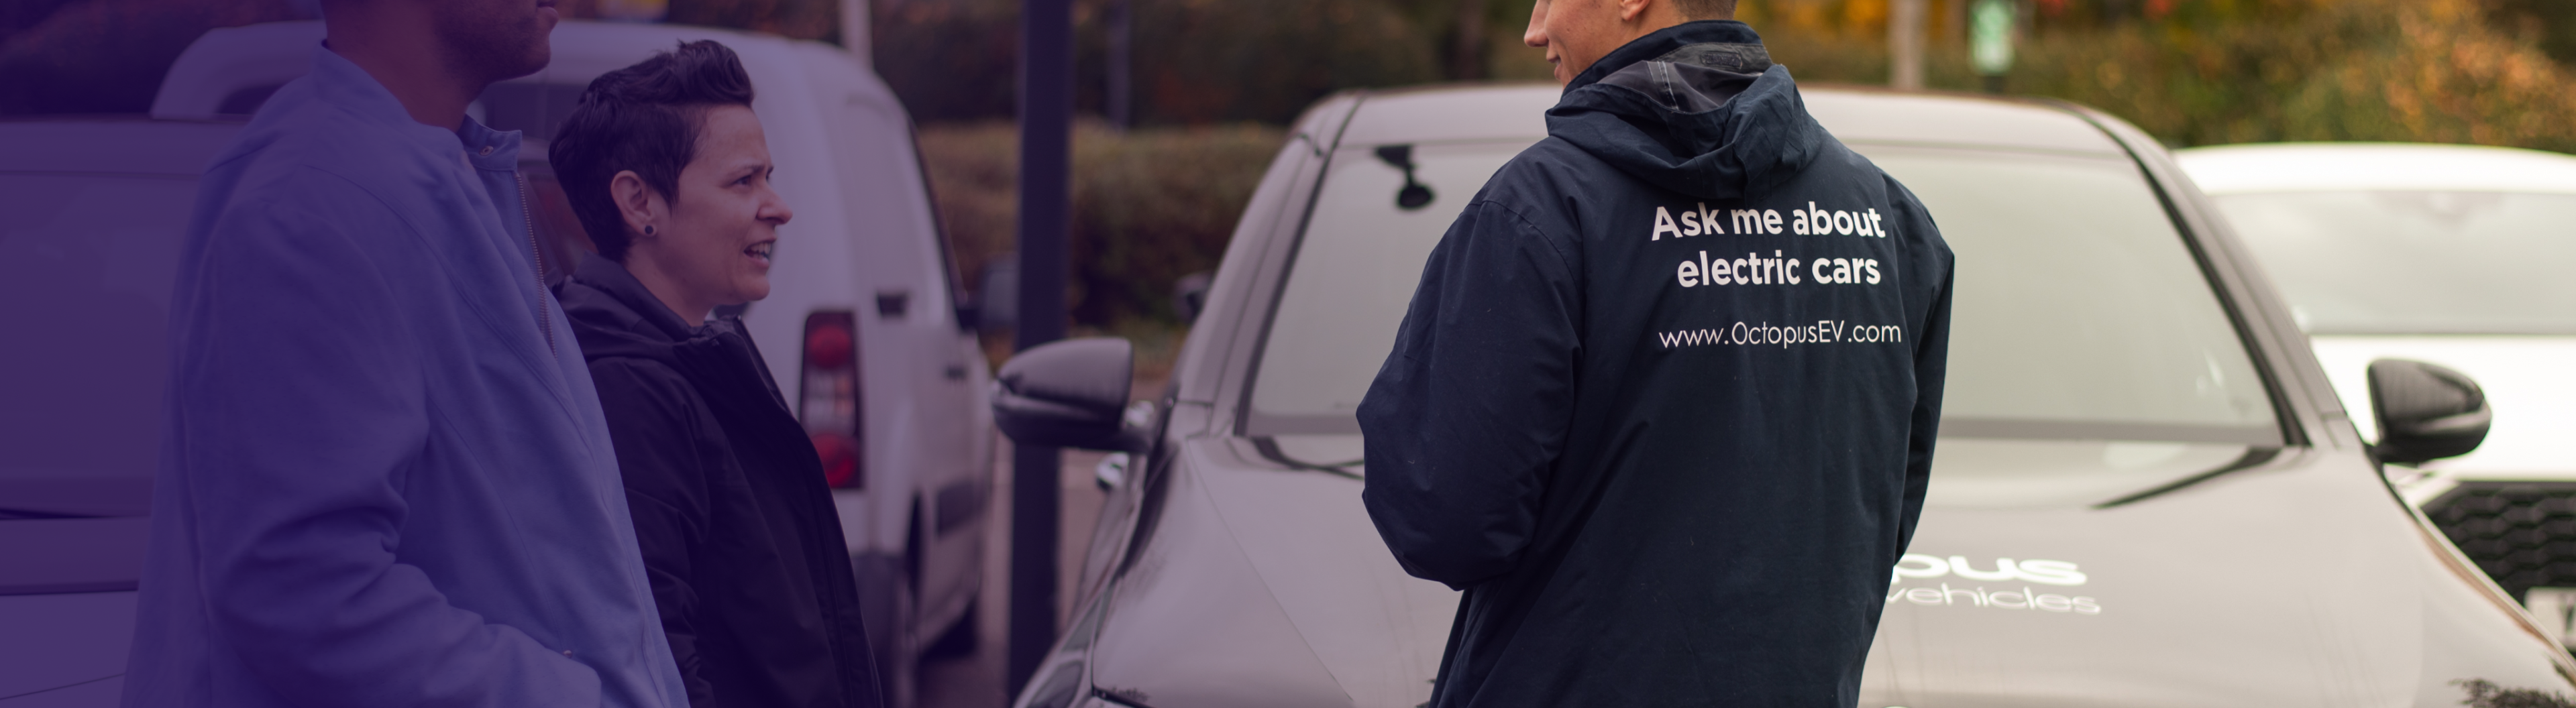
[639,104,792,315]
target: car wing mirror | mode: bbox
[2368,358,2490,465]
[994,337,1139,451]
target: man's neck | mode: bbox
[325,15,480,131]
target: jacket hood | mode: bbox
[559,253,702,364]
[1547,20,1825,201]
[560,254,794,408]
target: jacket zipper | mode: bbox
[519,172,555,355]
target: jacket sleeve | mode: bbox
[1892,190,1955,556]
[1357,198,1581,590]
[172,186,604,706]
[587,357,719,708]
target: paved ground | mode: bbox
[913,432,1122,707]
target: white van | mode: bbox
[141,19,985,704]
[1,117,238,708]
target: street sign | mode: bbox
[1971,0,2015,78]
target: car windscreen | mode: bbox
[2205,190,2576,335]
[1,173,195,519]
[1246,143,2279,448]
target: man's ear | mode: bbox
[610,170,663,239]
[1619,0,1654,22]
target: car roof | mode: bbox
[1328,82,2130,158]
[0,118,243,175]
[2176,141,2576,194]
[150,20,820,121]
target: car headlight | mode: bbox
[1014,587,1114,708]
[1022,660,1087,708]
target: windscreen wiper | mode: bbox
[1250,437,1362,481]
[2094,447,2285,509]
[0,508,109,520]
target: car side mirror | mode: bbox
[1173,271,1212,324]
[994,338,1138,451]
[2368,359,2490,465]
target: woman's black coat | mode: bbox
[559,255,882,708]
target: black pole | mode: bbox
[1106,0,1132,129]
[1009,0,1073,695]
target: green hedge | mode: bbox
[873,0,1440,125]
[920,121,1287,327]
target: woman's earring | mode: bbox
[643,225,656,237]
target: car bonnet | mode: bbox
[1868,440,2573,707]
[1087,436,2575,708]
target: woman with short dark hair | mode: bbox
[549,40,881,708]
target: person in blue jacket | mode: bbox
[1356,1,1955,706]
[125,0,689,706]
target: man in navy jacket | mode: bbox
[1356,1,1955,705]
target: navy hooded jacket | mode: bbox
[558,255,883,708]
[1357,21,1955,707]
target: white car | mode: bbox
[2179,143,2576,622]
[0,20,989,706]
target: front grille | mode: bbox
[2422,481,2576,603]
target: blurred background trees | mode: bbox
[10,0,2576,329]
[879,0,2576,330]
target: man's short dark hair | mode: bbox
[549,40,755,262]
[1673,0,1737,19]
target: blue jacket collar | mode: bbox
[1566,20,1769,94]
[307,44,521,169]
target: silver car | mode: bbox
[989,84,2576,708]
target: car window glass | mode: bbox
[2207,191,2576,335]
[1248,142,1521,428]
[515,162,594,286]
[0,174,194,518]
[1246,145,2278,447]
[1867,149,2275,442]
[477,82,588,143]
[818,90,945,318]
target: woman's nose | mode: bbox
[762,190,793,225]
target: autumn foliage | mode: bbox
[1754,0,2576,151]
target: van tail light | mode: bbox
[811,432,859,488]
[800,311,863,489]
